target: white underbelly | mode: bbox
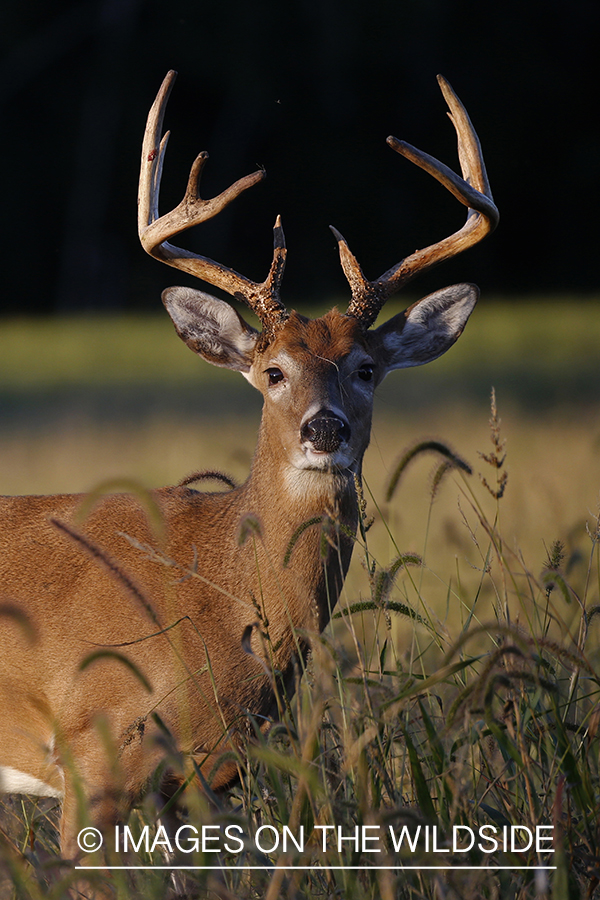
[0,765,63,799]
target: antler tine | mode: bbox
[138,70,289,337]
[340,76,499,329]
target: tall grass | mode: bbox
[1,393,599,899]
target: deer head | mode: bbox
[138,71,498,490]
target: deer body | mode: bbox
[0,310,366,852]
[0,72,498,861]
[0,470,353,829]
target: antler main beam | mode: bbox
[336,75,499,329]
[138,70,288,337]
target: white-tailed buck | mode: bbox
[0,72,498,862]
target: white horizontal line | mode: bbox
[76,865,557,871]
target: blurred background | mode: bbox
[0,0,598,578]
[1,0,598,313]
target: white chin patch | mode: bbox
[0,765,63,799]
[302,447,351,470]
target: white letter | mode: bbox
[536,826,554,854]
[453,826,475,853]
[224,825,244,854]
[150,824,174,855]
[477,825,498,854]
[388,825,421,853]
[282,825,304,852]
[511,827,533,853]
[432,826,450,853]
[175,825,199,854]
[202,825,222,853]
[337,826,359,852]
[123,824,150,854]
[362,825,381,853]
[255,825,279,854]
[314,825,335,852]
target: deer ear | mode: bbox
[162,287,260,372]
[372,283,479,374]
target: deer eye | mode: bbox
[357,365,374,382]
[266,367,285,386]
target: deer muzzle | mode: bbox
[300,410,351,453]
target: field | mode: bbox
[0,299,599,898]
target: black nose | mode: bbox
[301,411,351,452]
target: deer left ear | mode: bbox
[162,286,260,372]
[372,283,479,374]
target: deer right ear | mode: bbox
[373,283,479,374]
[162,287,260,372]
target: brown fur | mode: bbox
[268,309,366,360]
[0,311,367,862]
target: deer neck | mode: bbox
[247,415,360,526]
[240,416,360,633]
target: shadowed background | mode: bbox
[1,0,598,314]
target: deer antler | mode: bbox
[138,70,289,338]
[334,75,499,329]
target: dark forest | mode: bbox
[1,0,597,314]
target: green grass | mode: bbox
[0,297,598,390]
[0,305,599,897]
[0,315,206,390]
[1,401,599,898]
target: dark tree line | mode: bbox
[1,0,598,314]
